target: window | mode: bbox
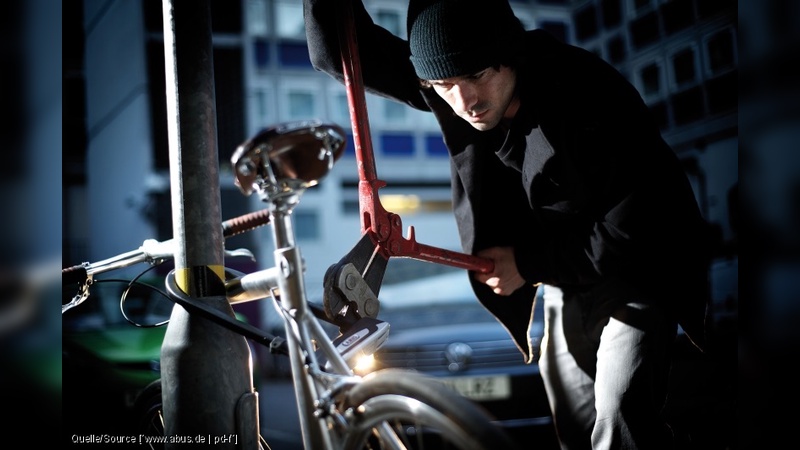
[275,0,305,39]
[425,134,448,157]
[278,79,322,121]
[632,0,654,15]
[606,34,626,64]
[329,90,351,126]
[327,89,355,157]
[294,210,320,240]
[252,38,270,69]
[539,20,569,43]
[706,28,736,75]
[288,92,315,119]
[661,0,695,35]
[249,87,273,132]
[383,99,407,124]
[601,0,623,29]
[672,47,697,87]
[343,133,356,158]
[629,11,660,49]
[380,133,415,156]
[277,42,312,68]
[214,48,245,167]
[638,62,662,98]
[574,4,599,42]
[340,179,452,215]
[246,0,269,36]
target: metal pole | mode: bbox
[159,0,258,448]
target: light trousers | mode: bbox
[539,282,677,450]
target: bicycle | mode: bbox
[63,120,520,450]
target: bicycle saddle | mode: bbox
[232,120,346,197]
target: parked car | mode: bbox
[364,272,559,448]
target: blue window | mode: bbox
[380,133,414,156]
[278,42,312,68]
[253,39,270,69]
[287,91,315,119]
[294,210,320,240]
[425,134,449,157]
[343,133,356,158]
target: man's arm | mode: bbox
[303,0,429,110]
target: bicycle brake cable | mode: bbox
[119,261,172,328]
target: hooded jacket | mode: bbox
[304,0,711,361]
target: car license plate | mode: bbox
[440,375,511,401]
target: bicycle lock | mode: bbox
[159,0,259,448]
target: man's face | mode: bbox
[428,66,519,131]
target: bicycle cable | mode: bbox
[119,261,172,328]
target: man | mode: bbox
[304,0,711,448]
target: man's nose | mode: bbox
[452,83,477,111]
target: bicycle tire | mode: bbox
[338,369,521,450]
[132,379,165,450]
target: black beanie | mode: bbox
[408,0,525,80]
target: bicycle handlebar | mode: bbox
[63,209,271,281]
[221,208,271,238]
[62,209,273,313]
[62,263,88,286]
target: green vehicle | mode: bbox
[63,278,170,437]
[63,277,260,440]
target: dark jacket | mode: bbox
[304,0,711,361]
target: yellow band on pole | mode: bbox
[175,265,227,294]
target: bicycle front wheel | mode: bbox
[338,369,520,450]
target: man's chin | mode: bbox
[467,121,496,131]
[462,117,497,131]
[462,114,500,131]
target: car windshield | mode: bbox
[376,270,494,325]
[376,266,544,339]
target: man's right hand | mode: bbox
[473,246,526,296]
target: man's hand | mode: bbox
[473,246,526,296]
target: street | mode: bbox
[259,378,303,450]
[254,332,736,450]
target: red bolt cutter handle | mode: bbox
[335,0,493,274]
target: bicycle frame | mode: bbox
[225,204,395,449]
[225,119,400,449]
[64,118,518,450]
[63,2,516,444]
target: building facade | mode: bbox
[64,0,737,314]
